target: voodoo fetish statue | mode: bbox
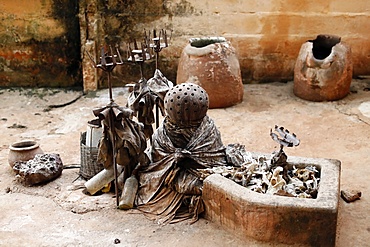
[135,82,227,224]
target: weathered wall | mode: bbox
[170,0,370,83]
[80,0,370,91]
[79,0,170,91]
[1,0,369,89]
[0,0,81,87]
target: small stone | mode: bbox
[341,190,361,203]
[8,123,27,129]
[114,239,121,244]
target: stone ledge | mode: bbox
[203,155,341,246]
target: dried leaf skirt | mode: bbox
[135,116,226,224]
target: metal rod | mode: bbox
[156,103,159,129]
[139,62,144,79]
[109,108,119,207]
[110,45,116,65]
[116,44,123,62]
[155,51,159,69]
[106,71,119,206]
[107,72,114,103]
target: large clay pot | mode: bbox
[8,140,44,168]
[294,34,353,101]
[177,37,243,108]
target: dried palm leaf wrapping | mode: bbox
[147,69,174,113]
[136,115,226,224]
[127,70,173,139]
[97,113,149,180]
[127,78,156,139]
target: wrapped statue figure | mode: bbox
[135,82,227,224]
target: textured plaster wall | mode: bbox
[1,1,369,89]
[80,0,370,91]
[0,0,81,87]
[151,0,370,83]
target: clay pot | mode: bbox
[293,34,353,101]
[8,140,44,168]
[176,37,243,108]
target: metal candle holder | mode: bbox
[146,29,170,70]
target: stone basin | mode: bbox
[202,154,341,246]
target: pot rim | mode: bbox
[185,37,229,57]
[189,36,226,48]
[9,140,39,151]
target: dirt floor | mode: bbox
[0,79,369,247]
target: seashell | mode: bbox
[202,150,320,199]
[290,176,305,187]
[306,165,319,173]
[295,168,314,181]
[297,192,312,198]
[261,173,270,185]
[246,163,256,173]
[212,166,224,174]
[267,179,286,195]
[242,173,252,187]
[285,184,298,196]
[225,166,234,171]
[232,172,244,183]
[248,184,264,193]
[248,178,258,185]
[270,167,284,186]
[305,179,316,191]
[222,172,232,178]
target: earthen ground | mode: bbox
[0,79,369,247]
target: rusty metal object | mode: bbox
[126,29,170,78]
[126,29,172,131]
[87,46,124,205]
[148,29,171,129]
[85,29,172,206]
[136,83,226,224]
[146,29,171,70]
[164,83,209,127]
[270,125,300,149]
[87,45,148,206]
[87,45,124,102]
[127,77,156,139]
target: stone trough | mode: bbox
[202,154,341,246]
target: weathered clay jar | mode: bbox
[8,140,44,168]
[294,34,353,101]
[176,37,243,108]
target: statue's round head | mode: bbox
[164,83,209,126]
